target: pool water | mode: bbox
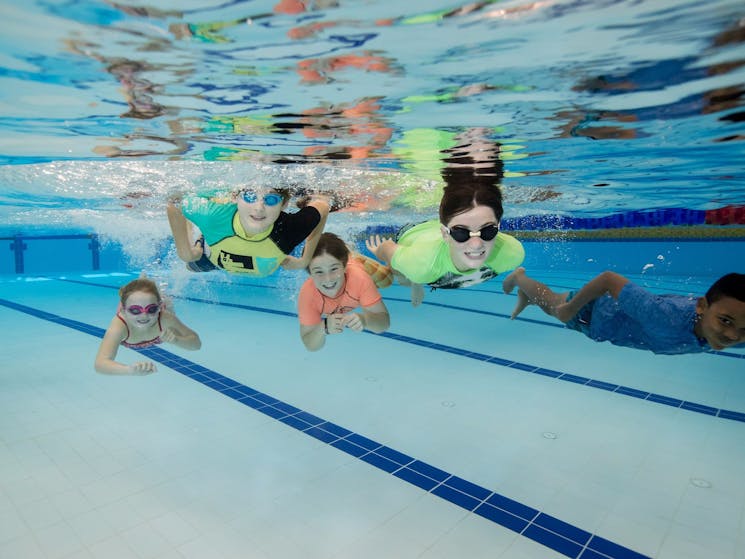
[1,245,744,558]
[1,0,744,558]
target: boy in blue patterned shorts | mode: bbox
[502,268,745,355]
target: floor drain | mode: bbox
[542,431,558,439]
[690,478,711,488]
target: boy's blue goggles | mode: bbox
[241,189,282,207]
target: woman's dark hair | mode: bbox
[438,131,504,225]
[439,170,504,224]
[308,232,350,270]
[119,277,161,305]
[705,273,745,304]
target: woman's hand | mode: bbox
[365,235,396,264]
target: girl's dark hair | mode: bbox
[705,273,745,304]
[119,278,161,305]
[439,167,504,224]
[309,232,350,269]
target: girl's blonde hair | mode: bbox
[119,278,161,305]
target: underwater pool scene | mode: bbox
[1,1,744,558]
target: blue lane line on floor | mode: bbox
[0,296,650,559]
[52,278,745,420]
[375,331,745,423]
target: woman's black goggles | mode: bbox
[446,224,499,243]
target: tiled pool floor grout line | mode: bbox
[0,296,650,559]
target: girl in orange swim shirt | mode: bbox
[298,233,391,351]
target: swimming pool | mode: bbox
[1,235,744,559]
[1,1,745,558]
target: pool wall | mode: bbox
[518,238,741,278]
[2,230,743,278]
[0,234,129,275]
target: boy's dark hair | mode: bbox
[274,188,291,203]
[235,187,291,203]
[308,232,350,271]
[705,273,745,304]
[438,170,504,225]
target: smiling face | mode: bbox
[122,290,161,330]
[309,252,347,298]
[442,204,499,272]
[235,188,287,235]
[695,296,745,350]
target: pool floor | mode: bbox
[1,270,744,559]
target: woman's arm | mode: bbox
[94,317,156,375]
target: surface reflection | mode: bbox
[565,18,745,141]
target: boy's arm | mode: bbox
[166,196,202,263]
[281,197,330,270]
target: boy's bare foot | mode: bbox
[502,266,525,294]
[510,289,531,319]
[410,283,424,307]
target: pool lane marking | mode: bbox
[375,331,745,422]
[0,296,650,559]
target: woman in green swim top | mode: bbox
[366,169,525,306]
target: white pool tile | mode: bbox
[86,534,142,559]
[65,509,117,547]
[0,534,45,559]
[33,520,85,559]
[1,272,743,559]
